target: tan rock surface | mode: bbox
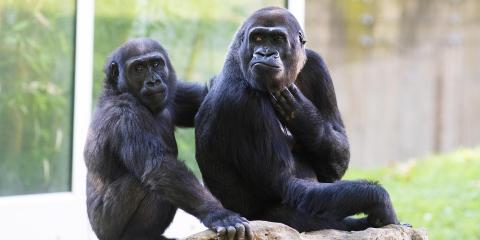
[185,221,428,240]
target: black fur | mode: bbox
[195,7,399,232]
[84,38,252,240]
[172,80,208,127]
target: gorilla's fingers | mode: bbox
[216,227,226,240]
[235,223,245,240]
[277,92,290,108]
[281,88,297,108]
[269,94,287,118]
[243,222,254,240]
[272,90,288,107]
[226,226,236,240]
[276,95,296,122]
[287,83,300,98]
[269,92,279,102]
[279,91,296,114]
[274,90,283,99]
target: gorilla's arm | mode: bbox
[173,81,208,127]
[271,50,349,182]
[113,113,250,234]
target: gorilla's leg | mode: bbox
[259,205,378,232]
[258,180,398,232]
[298,180,398,229]
[120,193,177,240]
[87,174,148,240]
[87,174,177,240]
[343,217,370,231]
[257,205,348,232]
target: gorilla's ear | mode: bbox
[299,31,307,45]
[105,61,119,87]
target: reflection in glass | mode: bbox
[0,0,76,196]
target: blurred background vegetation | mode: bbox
[0,0,75,195]
[0,0,479,239]
[344,148,480,239]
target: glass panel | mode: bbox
[94,0,285,175]
[0,0,76,196]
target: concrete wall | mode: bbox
[305,0,480,166]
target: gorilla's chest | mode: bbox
[277,120,295,149]
[236,94,296,149]
[137,110,177,156]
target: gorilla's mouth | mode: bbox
[251,61,281,69]
[142,90,167,105]
[145,90,165,97]
[143,87,166,97]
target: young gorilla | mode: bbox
[195,7,400,232]
[84,39,252,240]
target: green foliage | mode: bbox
[345,148,480,240]
[0,0,75,195]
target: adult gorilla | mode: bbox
[85,39,252,240]
[195,7,399,232]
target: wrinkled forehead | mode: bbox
[246,8,302,33]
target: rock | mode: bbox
[302,224,428,240]
[185,221,301,240]
[184,221,428,240]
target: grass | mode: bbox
[344,147,480,240]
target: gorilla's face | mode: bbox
[125,52,169,111]
[240,8,307,92]
[112,39,176,113]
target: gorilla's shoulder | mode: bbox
[95,93,147,122]
[305,49,327,68]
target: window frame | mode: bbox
[0,0,95,239]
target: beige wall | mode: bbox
[305,0,480,166]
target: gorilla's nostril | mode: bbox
[254,49,266,57]
[265,51,277,57]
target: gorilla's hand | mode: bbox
[269,84,320,134]
[202,209,253,240]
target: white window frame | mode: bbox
[0,0,95,239]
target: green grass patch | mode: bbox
[344,147,480,240]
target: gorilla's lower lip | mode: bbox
[252,62,281,69]
[144,92,166,99]
[145,88,166,96]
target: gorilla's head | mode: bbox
[237,7,307,92]
[104,38,177,113]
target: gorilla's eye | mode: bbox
[135,64,145,73]
[273,35,286,42]
[254,35,263,42]
[152,61,160,68]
